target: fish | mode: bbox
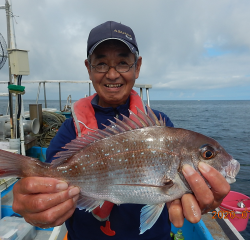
[0,106,240,234]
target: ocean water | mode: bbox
[0,99,250,239]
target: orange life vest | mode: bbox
[72,89,145,137]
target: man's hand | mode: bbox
[12,177,80,229]
[167,162,230,227]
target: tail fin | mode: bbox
[0,149,44,178]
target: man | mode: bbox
[12,21,230,239]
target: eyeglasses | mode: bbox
[89,61,137,73]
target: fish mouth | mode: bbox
[225,159,240,184]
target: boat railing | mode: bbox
[0,80,152,111]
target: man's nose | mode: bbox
[106,66,120,80]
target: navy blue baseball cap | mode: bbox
[87,21,139,56]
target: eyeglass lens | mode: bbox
[95,63,133,73]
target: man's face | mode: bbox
[85,40,142,108]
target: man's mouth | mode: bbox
[105,84,122,88]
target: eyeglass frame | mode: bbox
[87,51,139,73]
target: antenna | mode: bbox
[0,33,7,70]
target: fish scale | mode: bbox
[0,106,240,234]
[63,129,174,188]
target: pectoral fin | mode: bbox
[140,203,165,234]
[77,193,104,212]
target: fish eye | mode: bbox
[200,144,216,160]
[203,150,213,159]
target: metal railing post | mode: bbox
[5,0,14,138]
[36,82,41,104]
[43,82,47,108]
[59,82,61,111]
[140,88,143,100]
[146,88,150,107]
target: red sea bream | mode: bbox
[0,107,240,234]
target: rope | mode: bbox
[34,111,66,148]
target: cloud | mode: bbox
[153,54,250,90]
[0,0,249,100]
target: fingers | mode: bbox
[19,186,79,213]
[182,164,214,212]
[26,193,79,228]
[168,163,230,226]
[167,195,201,227]
[181,194,201,223]
[167,199,184,228]
[12,177,80,229]
[15,177,68,194]
[198,162,230,208]
[182,163,230,213]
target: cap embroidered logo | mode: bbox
[126,35,133,40]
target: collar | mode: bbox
[91,94,130,115]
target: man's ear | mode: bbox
[135,56,142,79]
[85,59,92,80]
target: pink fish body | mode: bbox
[0,107,240,234]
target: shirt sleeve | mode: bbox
[46,118,76,163]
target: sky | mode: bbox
[0,0,250,101]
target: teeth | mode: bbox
[105,84,122,88]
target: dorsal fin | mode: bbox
[146,105,161,126]
[51,106,166,167]
[136,107,154,126]
[129,110,147,127]
[101,124,120,134]
[107,119,126,133]
[114,117,133,131]
[120,114,140,129]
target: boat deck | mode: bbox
[202,213,230,240]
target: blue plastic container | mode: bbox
[26,146,47,162]
[171,219,213,240]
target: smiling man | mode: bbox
[12,21,230,240]
[85,39,141,108]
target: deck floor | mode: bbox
[202,213,230,240]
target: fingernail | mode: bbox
[69,187,80,197]
[56,182,68,191]
[182,164,195,177]
[198,162,211,173]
